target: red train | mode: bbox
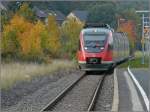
[77,23,130,73]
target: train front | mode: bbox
[77,27,113,71]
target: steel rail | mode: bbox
[40,73,85,112]
[87,75,106,111]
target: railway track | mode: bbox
[40,73,106,112]
[87,74,105,111]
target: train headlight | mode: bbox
[101,47,104,50]
[84,47,88,50]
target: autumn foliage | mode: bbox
[117,20,137,51]
[2,15,32,56]
[1,3,84,62]
[1,14,61,62]
[61,18,84,59]
[46,15,61,57]
[17,3,35,22]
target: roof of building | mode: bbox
[34,6,65,21]
[48,10,65,20]
[35,9,48,18]
[0,2,7,10]
[71,10,89,21]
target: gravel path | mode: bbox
[94,74,114,111]
[1,70,83,112]
[51,75,103,111]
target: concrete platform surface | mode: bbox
[116,68,148,112]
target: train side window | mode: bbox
[108,33,113,50]
[118,34,122,58]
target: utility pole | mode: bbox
[136,10,150,65]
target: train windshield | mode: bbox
[83,34,108,52]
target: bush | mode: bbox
[61,17,84,59]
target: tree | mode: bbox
[117,20,137,54]
[17,2,36,22]
[21,20,44,57]
[1,15,45,61]
[88,3,117,28]
[46,15,61,57]
[117,8,141,50]
[61,17,84,59]
[1,15,32,58]
[118,8,140,25]
[1,10,9,30]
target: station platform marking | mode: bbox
[128,67,149,112]
[111,69,119,112]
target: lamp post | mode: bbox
[141,14,145,64]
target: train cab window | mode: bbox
[83,33,108,52]
[84,34,107,46]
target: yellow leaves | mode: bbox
[62,18,84,40]
[21,31,31,55]
[61,17,84,57]
[28,21,44,55]
[2,10,84,60]
[46,15,61,56]
[21,21,46,56]
[2,14,44,57]
[117,20,136,49]
[10,15,31,33]
[2,14,34,55]
[118,20,136,41]
[2,12,62,61]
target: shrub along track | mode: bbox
[41,73,108,112]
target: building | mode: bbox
[0,2,7,10]
[35,9,48,22]
[34,7,65,25]
[67,10,89,22]
[46,10,65,25]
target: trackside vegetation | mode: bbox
[119,51,149,68]
[1,3,83,89]
[1,3,84,62]
[1,60,76,89]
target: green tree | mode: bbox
[17,2,36,22]
[46,15,61,57]
[1,10,9,30]
[61,17,84,59]
[118,8,141,47]
[1,15,33,59]
[2,29,19,57]
[118,8,140,24]
[88,3,117,28]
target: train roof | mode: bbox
[82,28,111,34]
[83,23,110,28]
[82,23,114,34]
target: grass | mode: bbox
[1,60,76,89]
[119,51,149,68]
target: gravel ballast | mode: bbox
[51,75,103,111]
[1,70,114,112]
[94,74,114,111]
[1,69,83,112]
